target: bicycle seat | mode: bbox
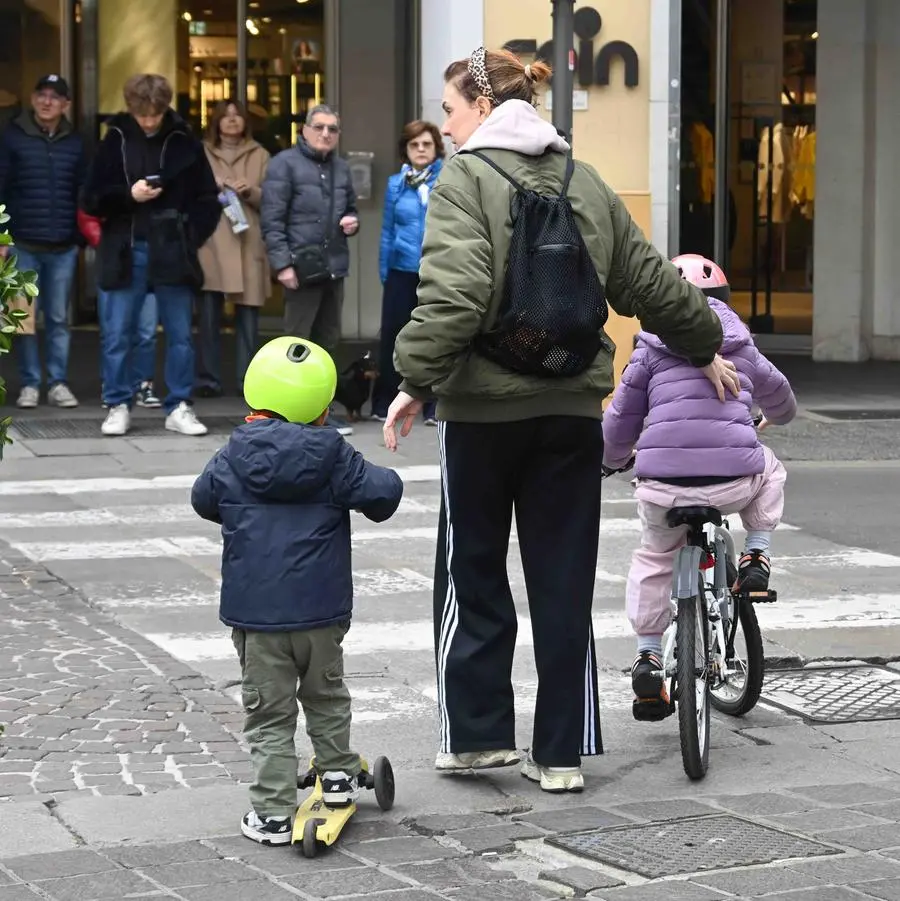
[666,505,723,529]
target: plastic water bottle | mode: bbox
[218,187,249,234]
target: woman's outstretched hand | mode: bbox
[701,354,741,401]
[383,391,423,452]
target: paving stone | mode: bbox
[342,820,414,842]
[766,808,888,835]
[391,859,514,891]
[6,850,116,882]
[34,869,159,900]
[711,792,824,817]
[754,889,871,901]
[342,893,442,901]
[857,878,900,901]
[284,868,409,897]
[351,836,459,865]
[0,872,13,887]
[138,858,258,888]
[204,836,364,876]
[790,783,900,806]
[106,841,221,869]
[826,824,900,851]
[788,855,900,885]
[448,822,544,854]
[539,866,624,895]
[514,807,633,834]
[404,814,498,836]
[692,865,823,895]
[606,799,720,822]
[588,881,727,901]
[0,887,41,900]
[448,882,560,901]
[178,881,298,900]
[855,801,900,822]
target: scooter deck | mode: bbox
[291,780,357,847]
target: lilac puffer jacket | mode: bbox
[603,299,796,479]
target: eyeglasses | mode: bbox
[309,123,340,134]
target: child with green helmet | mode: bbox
[192,336,404,845]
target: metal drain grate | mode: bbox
[807,408,900,421]
[761,665,900,724]
[546,814,836,878]
[11,416,244,440]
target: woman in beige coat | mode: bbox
[197,100,270,396]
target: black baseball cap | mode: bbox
[34,75,70,98]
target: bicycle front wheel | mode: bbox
[676,583,710,780]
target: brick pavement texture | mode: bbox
[0,550,249,801]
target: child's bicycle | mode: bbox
[602,425,777,780]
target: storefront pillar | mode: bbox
[98,0,179,116]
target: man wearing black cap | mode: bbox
[0,74,86,409]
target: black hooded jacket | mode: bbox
[82,110,220,291]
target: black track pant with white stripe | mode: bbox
[434,416,604,768]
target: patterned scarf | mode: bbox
[402,163,434,207]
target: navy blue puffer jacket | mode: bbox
[0,112,85,247]
[191,419,404,632]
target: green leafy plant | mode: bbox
[0,204,39,459]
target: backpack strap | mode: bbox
[462,150,527,193]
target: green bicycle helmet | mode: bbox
[243,336,337,424]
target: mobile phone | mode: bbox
[145,175,162,187]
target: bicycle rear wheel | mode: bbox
[676,582,710,780]
[710,593,765,716]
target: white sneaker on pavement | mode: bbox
[101,404,130,436]
[16,386,39,408]
[521,753,584,793]
[434,749,521,771]
[47,383,79,408]
[165,402,208,436]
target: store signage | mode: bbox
[503,6,639,89]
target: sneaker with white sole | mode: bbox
[240,810,292,846]
[321,771,363,808]
[101,404,131,436]
[165,402,208,436]
[521,753,584,793]
[48,383,79,408]
[135,381,162,408]
[434,749,521,771]
[16,386,39,409]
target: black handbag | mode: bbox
[291,157,336,287]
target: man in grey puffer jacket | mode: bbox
[260,104,359,362]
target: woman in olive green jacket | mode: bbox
[383,47,739,793]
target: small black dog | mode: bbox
[335,351,379,421]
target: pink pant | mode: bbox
[626,445,787,636]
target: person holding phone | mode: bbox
[82,74,220,438]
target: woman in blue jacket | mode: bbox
[371,121,444,423]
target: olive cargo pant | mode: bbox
[232,624,360,818]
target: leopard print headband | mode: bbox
[467,47,498,106]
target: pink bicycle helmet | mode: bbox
[672,253,730,302]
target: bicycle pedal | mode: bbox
[738,589,778,604]
[632,697,674,722]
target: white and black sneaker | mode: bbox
[240,810,292,845]
[321,771,362,808]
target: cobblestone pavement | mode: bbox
[2,789,900,899]
[0,548,250,802]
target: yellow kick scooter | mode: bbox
[292,756,395,858]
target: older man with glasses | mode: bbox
[260,104,359,435]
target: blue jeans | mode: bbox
[97,290,158,393]
[100,242,195,413]
[13,246,78,388]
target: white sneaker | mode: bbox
[16,386,39,408]
[48,383,79,408]
[101,404,130,436]
[240,810,291,846]
[165,402,208,436]
[434,749,521,771]
[521,753,584,793]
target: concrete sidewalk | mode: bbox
[3,547,900,899]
